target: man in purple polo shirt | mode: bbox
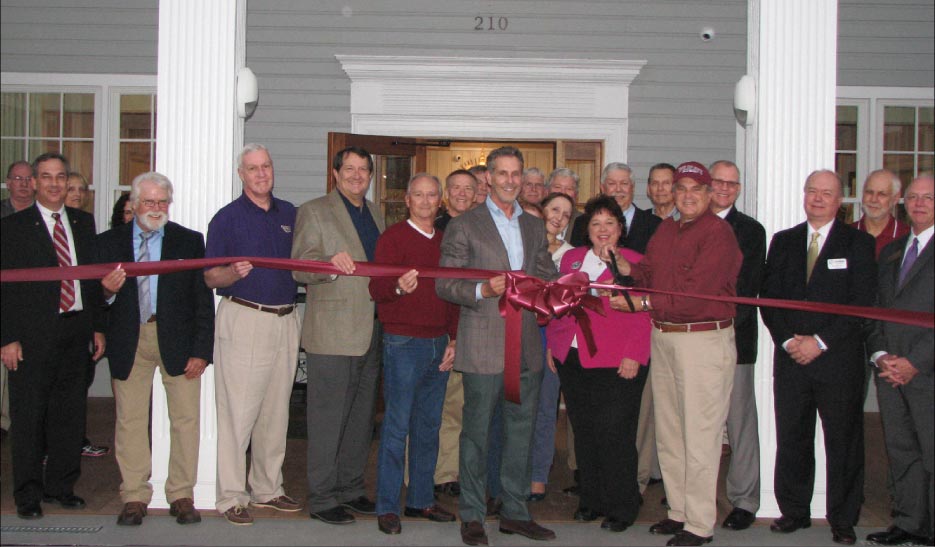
[204,143,302,526]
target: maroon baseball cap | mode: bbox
[674,161,712,186]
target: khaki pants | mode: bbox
[652,326,736,538]
[434,370,463,485]
[636,371,660,493]
[214,298,300,512]
[113,322,201,504]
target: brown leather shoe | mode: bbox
[461,520,488,546]
[498,518,556,541]
[404,505,456,522]
[116,501,147,526]
[169,497,201,525]
[377,513,401,535]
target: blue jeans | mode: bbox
[375,333,450,515]
[530,341,560,483]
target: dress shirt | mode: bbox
[134,221,164,315]
[806,220,834,255]
[475,196,525,300]
[622,204,635,235]
[36,202,82,311]
[338,191,380,261]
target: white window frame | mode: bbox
[1,72,156,228]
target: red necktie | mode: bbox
[51,212,76,312]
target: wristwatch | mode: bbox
[395,286,405,296]
[640,295,650,312]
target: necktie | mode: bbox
[51,212,76,312]
[806,231,820,282]
[138,231,155,323]
[898,237,919,287]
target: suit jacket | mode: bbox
[761,219,877,382]
[0,205,103,362]
[436,203,557,374]
[569,204,661,254]
[724,207,767,364]
[292,190,385,356]
[867,234,934,376]
[96,221,215,380]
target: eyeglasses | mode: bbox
[712,178,740,187]
[6,176,31,183]
[140,199,170,209]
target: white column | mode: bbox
[751,0,839,518]
[150,0,246,510]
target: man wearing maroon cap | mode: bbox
[612,161,742,546]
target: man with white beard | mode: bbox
[98,172,215,527]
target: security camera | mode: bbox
[700,27,715,42]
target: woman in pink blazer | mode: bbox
[546,195,651,533]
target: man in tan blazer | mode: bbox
[292,146,385,525]
[436,147,558,545]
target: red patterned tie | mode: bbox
[51,212,76,312]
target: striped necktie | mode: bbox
[51,212,76,312]
[138,231,155,323]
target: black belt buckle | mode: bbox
[60,310,82,319]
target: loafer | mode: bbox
[498,518,556,541]
[16,501,43,520]
[117,501,147,526]
[223,505,254,526]
[650,518,685,535]
[770,515,811,533]
[404,504,455,522]
[251,495,302,512]
[461,520,488,546]
[600,516,630,532]
[573,507,604,522]
[377,513,401,535]
[434,481,461,497]
[866,525,929,545]
[81,442,110,457]
[310,505,355,525]
[485,497,502,517]
[527,492,546,502]
[42,493,86,509]
[667,530,713,546]
[722,508,756,530]
[169,497,201,524]
[832,525,857,545]
[340,496,376,515]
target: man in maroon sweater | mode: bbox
[369,173,459,535]
[613,161,742,547]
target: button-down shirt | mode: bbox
[134,221,164,315]
[475,196,525,300]
[36,202,83,311]
[338,191,380,262]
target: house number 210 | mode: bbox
[474,16,508,31]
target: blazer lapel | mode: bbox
[807,220,844,288]
[327,191,367,259]
[897,236,934,294]
[476,207,511,270]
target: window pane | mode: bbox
[835,152,857,198]
[120,142,152,185]
[120,94,153,139]
[63,94,94,139]
[883,153,915,192]
[919,154,933,175]
[919,107,934,153]
[29,93,61,138]
[30,140,61,157]
[63,141,94,183]
[836,105,858,150]
[1,140,25,175]
[883,106,916,151]
[1,93,26,137]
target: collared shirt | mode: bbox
[905,224,935,262]
[715,206,732,220]
[622,203,635,235]
[851,215,911,259]
[338,191,380,262]
[652,205,680,221]
[36,202,83,311]
[206,192,298,306]
[475,196,525,300]
[806,219,835,256]
[133,221,164,315]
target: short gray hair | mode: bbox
[601,162,632,184]
[237,143,271,169]
[129,171,174,206]
[709,160,740,179]
[523,167,545,180]
[547,168,580,191]
[865,169,902,196]
[803,169,844,197]
[407,172,442,195]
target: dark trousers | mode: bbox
[557,348,646,523]
[773,357,865,526]
[9,312,92,505]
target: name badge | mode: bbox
[827,258,847,270]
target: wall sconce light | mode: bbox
[733,74,756,126]
[237,67,258,119]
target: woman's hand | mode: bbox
[546,348,557,374]
[617,357,639,379]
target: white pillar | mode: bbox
[750,0,839,518]
[151,0,246,510]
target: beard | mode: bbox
[139,211,168,231]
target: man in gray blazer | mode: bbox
[292,146,385,525]
[436,146,558,545]
[866,174,934,546]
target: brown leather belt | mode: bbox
[652,318,733,333]
[229,296,295,317]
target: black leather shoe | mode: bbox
[310,505,356,524]
[650,518,685,535]
[498,518,556,540]
[667,530,713,546]
[16,501,43,519]
[866,526,928,545]
[648,477,663,486]
[404,505,456,522]
[832,525,857,545]
[377,513,401,535]
[340,496,375,515]
[573,507,603,522]
[42,494,86,509]
[600,517,630,532]
[434,481,461,497]
[461,520,488,546]
[527,492,546,502]
[770,515,811,533]
[722,508,756,530]
[485,497,502,517]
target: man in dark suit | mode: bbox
[709,160,766,531]
[0,152,105,520]
[437,146,558,546]
[761,169,877,546]
[98,172,215,527]
[865,175,934,546]
[569,162,661,253]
